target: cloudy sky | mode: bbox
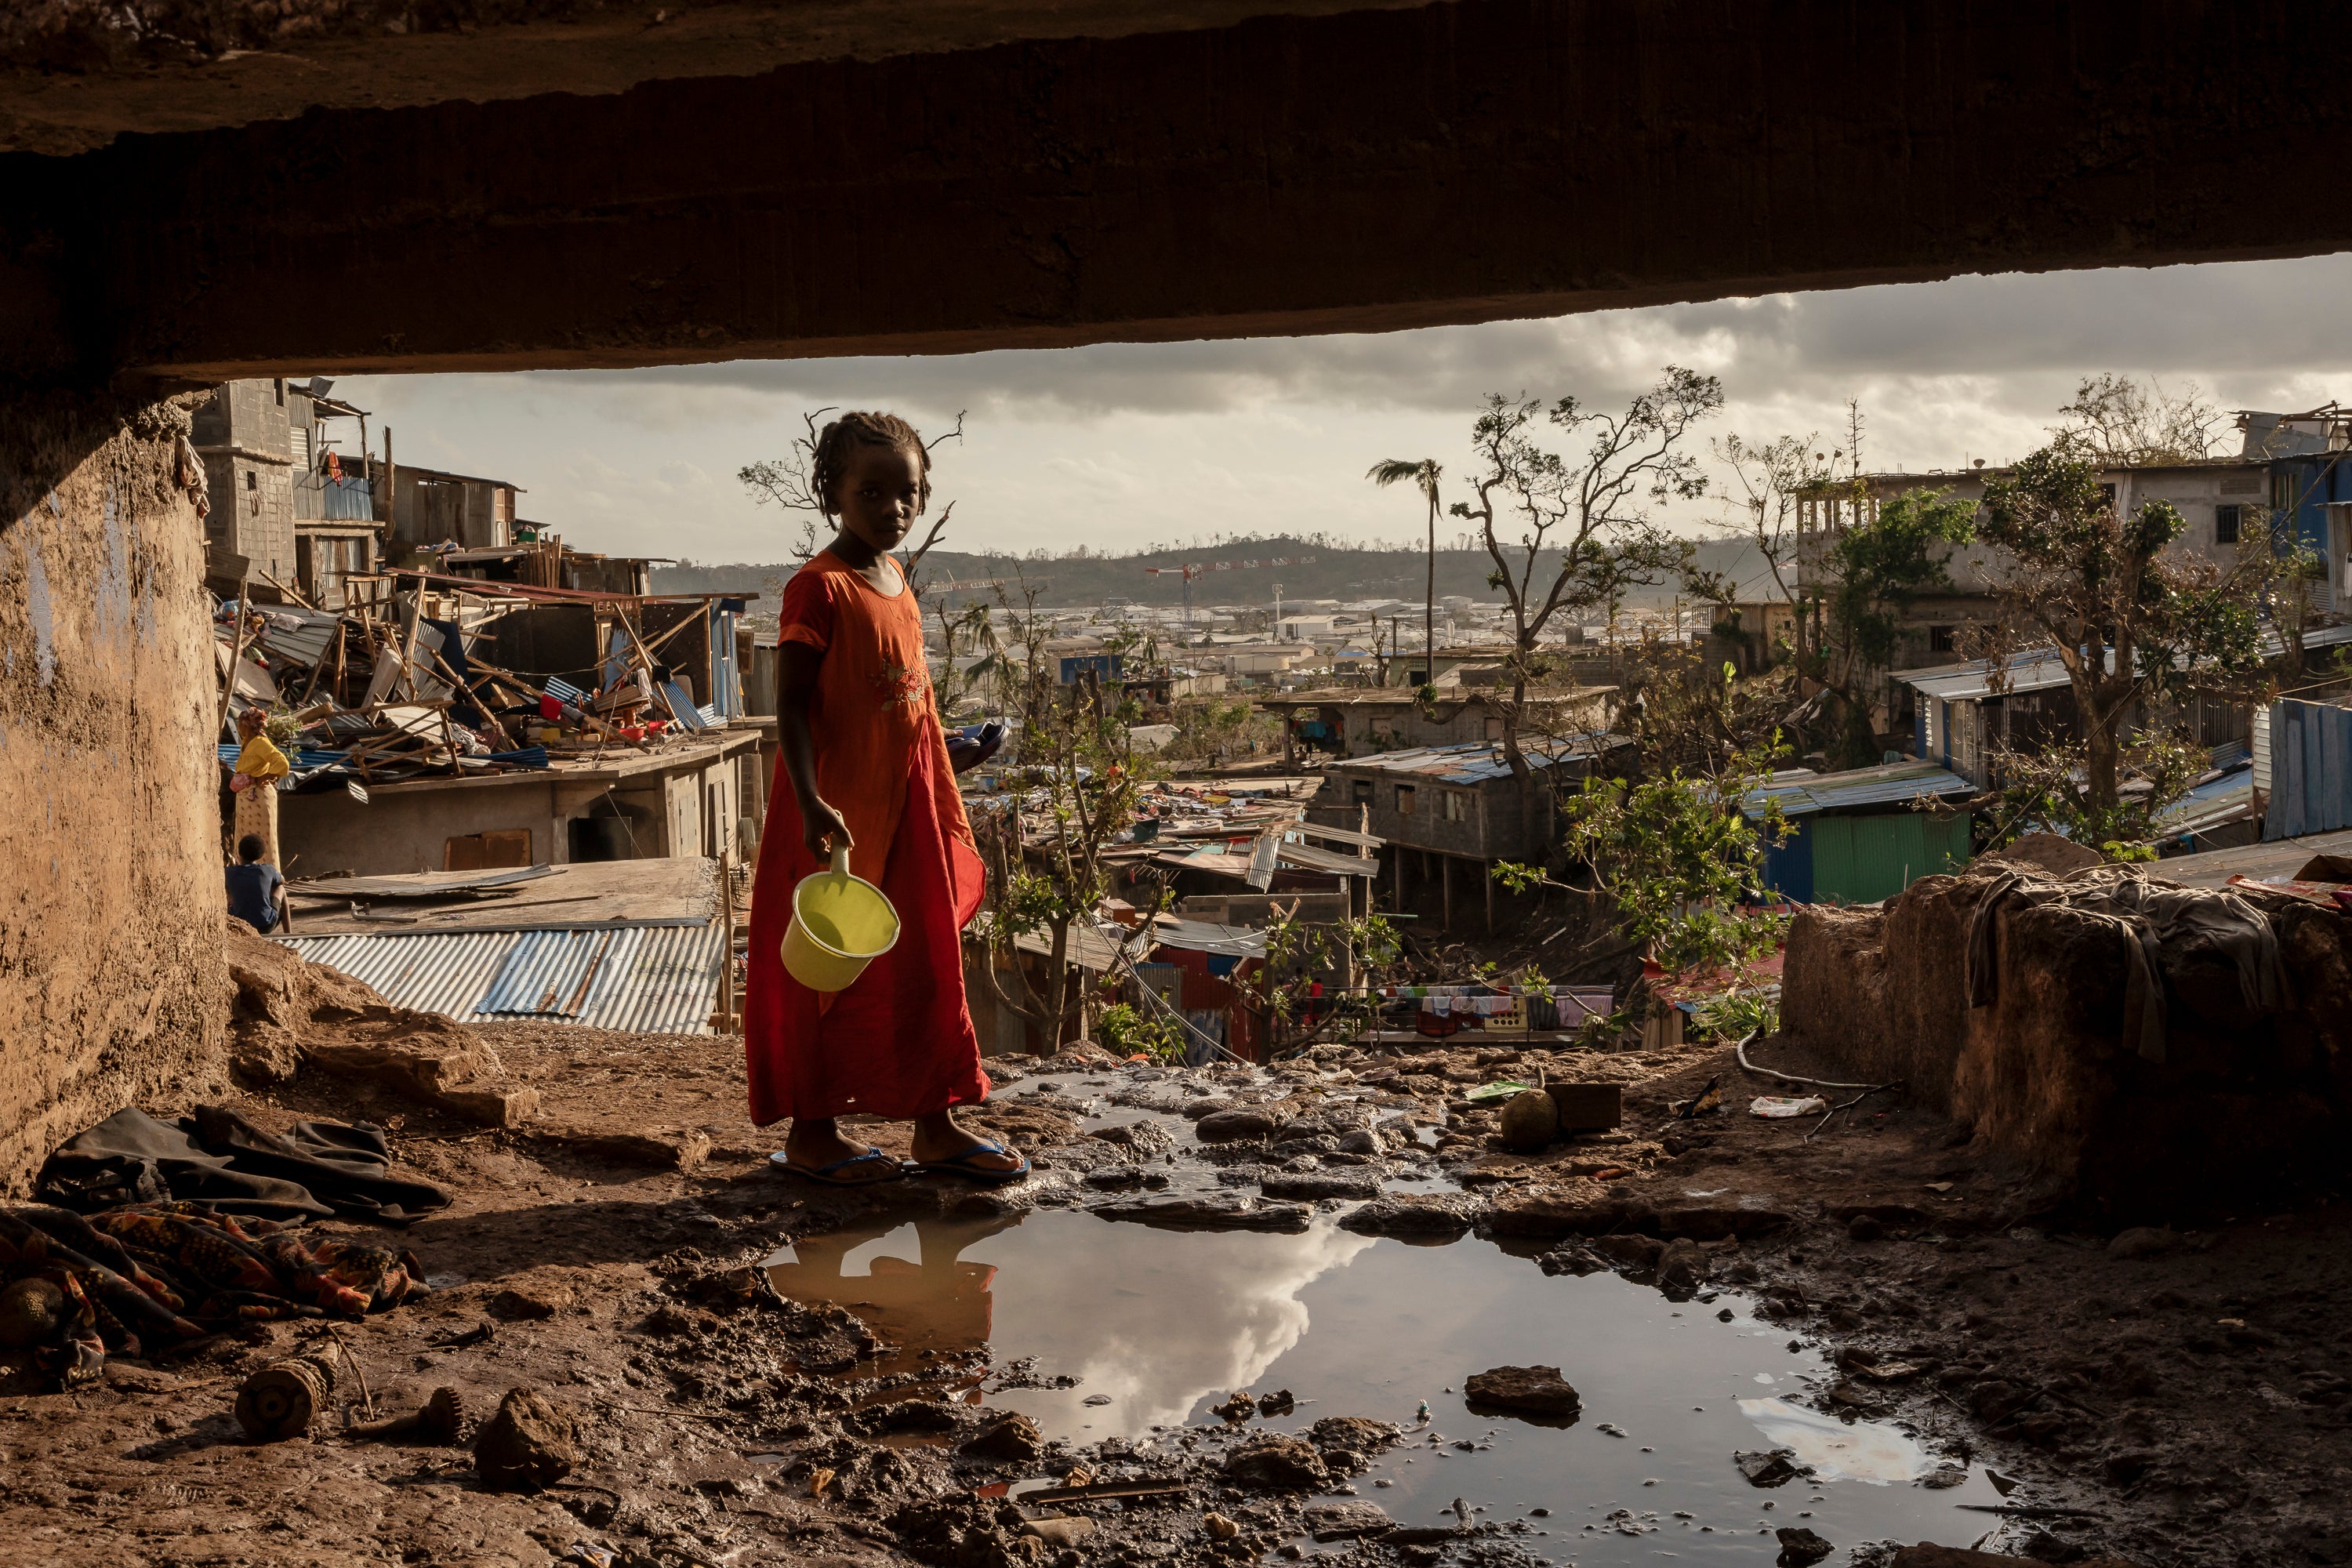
[328,251,2352,564]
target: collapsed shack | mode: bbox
[1782,839,2352,1214]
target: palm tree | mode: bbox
[1367,458,1443,693]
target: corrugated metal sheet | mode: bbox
[1334,734,1626,784]
[2254,705,2272,793]
[280,922,724,1036]
[2263,699,2352,841]
[285,930,514,1019]
[479,928,626,1017]
[1740,761,1973,818]
[1900,625,2352,703]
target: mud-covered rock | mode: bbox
[1654,1238,1708,1298]
[1340,1195,1478,1236]
[1774,1526,1833,1566]
[1733,1448,1808,1487]
[1222,1435,1331,1490]
[891,1495,1030,1568]
[1196,1109,1276,1143]
[1303,1502,1395,1541]
[962,1413,1044,1464]
[1259,1171,1381,1201]
[474,1388,577,1491]
[1588,1233,1665,1275]
[1464,1365,1581,1419]
[1479,1186,1655,1239]
[1308,1415,1400,1454]
[1091,1194,1309,1232]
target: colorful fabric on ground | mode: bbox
[0,1202,426,1388]
[742,550,988,1125]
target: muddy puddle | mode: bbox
[768,1207,2009,1561]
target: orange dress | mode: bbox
[742,551,989,1125]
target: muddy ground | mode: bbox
[2,1016,2344,1568]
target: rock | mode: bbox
[1653,1238,1708,1298]
[0,1278,66,1348]
[1302,1503,1394,1541]
[1020,1517,1096,1548]
[473,1388,578,1492]
[1847,1214,1886,1242]
[1340,1196,1478,1236]
[1308,1416,1401,1454]
[1775,1526,1834,1566]
[488,1284,571,1320]
[859,1399,965,1435]
[1214,1391,1259,1421]
[1259,1172,1381,1201]
[1479,1187,1657,1239]
[1222,1436,1332,1491]
[1498,1089,1559,1152]
[1195,1109,1276,1143]
[1920,1465,1968,1490]
[1257,1388,1294,1415]
[1588,1233,1666,1275]
[1085,1167,1145,1189]
[1734,1449,1808,1487]
[1181,1098,1240,1120]
[1463,1365,1581,1420]
[2107,1227,2175,1260]
[1091,1195,1310,1232]
[1322,1448,1366,1473]
[1335,1129,1386,1156]
[963,1413,1044,1463]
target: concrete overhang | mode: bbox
[6,1,2351,387]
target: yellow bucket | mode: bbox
[782,844,900,993]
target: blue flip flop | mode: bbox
[769,1148,909,1186]
[912,1140,1031,1185]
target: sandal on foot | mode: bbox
[911,1140,1031,1185]
[770,1148,908,1186]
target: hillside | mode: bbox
[653,535,1788,614]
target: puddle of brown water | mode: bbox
[768,1209,2012,1561]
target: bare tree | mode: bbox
[737,407,968,586]
[2049,374,2223,466]
[1709,430,1838,670]
[1449,369,1725,793]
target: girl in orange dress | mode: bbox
[743,412,1027,1186]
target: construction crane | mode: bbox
[1143,555,1315,631]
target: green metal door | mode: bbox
[1808,811,1971,904]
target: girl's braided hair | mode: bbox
[811,411,930,518]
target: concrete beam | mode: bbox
[8,1,2351,386]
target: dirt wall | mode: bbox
[1784,863,2352,1215]
[0,389,229,1189]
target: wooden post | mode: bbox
[1441,854,1453,931]
[217,572,252,736]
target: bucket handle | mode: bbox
[828,840,851,882]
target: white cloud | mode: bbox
[324,252,2352,559]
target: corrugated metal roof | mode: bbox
[1331,733,1627,784]
[280,921,724,1035]
[1742,760,1975,818]
[1900,624,2352,702]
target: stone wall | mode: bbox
[0,390,230,1190]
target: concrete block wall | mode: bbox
[0,390,230,1189]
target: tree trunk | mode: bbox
[2082,697,2124,811]
[1425,496,1436,688]
[1046,917,1071,1048]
